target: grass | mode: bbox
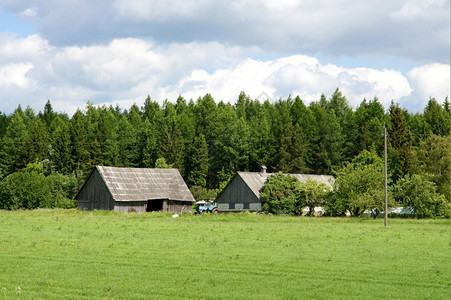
[0,209,449,299]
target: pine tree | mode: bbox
[160,101,184,172]
[247,99,273,172]
[0,112,8,138]
[98,106,119,167]
[354,97,385,154]
[424,98,450,136]
[25,118,49,164]
[141,95,160,122]
[117,116,139,167]
[141,119,158,168]
[388,101,412,183]
[187,133,209,187]
[49,115,72,174]
[310,102,344,173]
[70,109,90,174]
[0,106,29,174]
[443,97,450,116]
[277,123,294,173]
[290,96,317,168]
[39,100,57,128]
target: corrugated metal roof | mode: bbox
[237,171,335,199]
[97,166,195,202]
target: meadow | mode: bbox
[0,210,449,299]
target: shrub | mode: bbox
[261,172,304,215]
[0,163,78,210]
[329,150,394,217]
[0,171,51,209]
[394,173,450,218]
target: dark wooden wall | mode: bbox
[77,169,113,210]
[217,176,261,212]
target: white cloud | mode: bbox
[0,33,448,116]
[20,7,36,17]
[406,63,450,110]
[114,0,212,22]
[390,0,447,20]
[0,63,35,88]
[0,34,51,62]
[168,55,413,109]
[1,1,448,62]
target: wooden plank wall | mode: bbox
[77,169,114,210]
[217,176,261,212]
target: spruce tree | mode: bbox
[388,101,412,183]
[187,133,209,187]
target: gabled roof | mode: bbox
[95,166,195,202]
[237,171,335,199]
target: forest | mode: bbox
[0,89,449,217]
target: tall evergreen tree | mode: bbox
[388,101,412,183]
[194,94,218,186]
[310,102,344,173]
[141,95,160,123]
[98,106,120,166]
[443,97,450,116]
[161,101,184,172]
[0,112,9,138]
[0,106,29,174]
[423,98,450,136]
[290,96,317,168]
[39,100,58,128]
[277,123,308,173]
[117,116,139,167]
[25,118,49,164]
[187,133,209,187]
[354,97,385,155]
[141,119,158,168]
[49,115,72,174]
[85,103,103,169]
[70,109,90,174]
[408,113,430,147]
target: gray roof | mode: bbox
[237,171,335,199]
[96,166,195,202]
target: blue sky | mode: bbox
[0,0,449,115]
[0,9,34,36]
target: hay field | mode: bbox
[0,210,449,299]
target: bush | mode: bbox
[190,185,217,201]
[329,150,394,217]
[0,171,50,209]
[298,178,331,216]
[260,172,304,215]
[43,173,78,208]
[394,174,450,218]
[0,163,78,210]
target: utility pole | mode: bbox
[384,123,388,227]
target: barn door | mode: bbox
[146,200,163,212]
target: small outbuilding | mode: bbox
[217,169,334,212]
[76,166,195,213]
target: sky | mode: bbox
[0,0,449,116]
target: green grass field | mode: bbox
[0,210,449,299]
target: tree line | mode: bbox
[0,89,449,215]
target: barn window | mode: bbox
[243,203,249,210]
[229,203,235,209]
[147,200,163,212]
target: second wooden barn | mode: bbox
[217,168,334,212]
[76,166,195,213]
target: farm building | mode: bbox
[76,166,195,213]
[217,168,334,212]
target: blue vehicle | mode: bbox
[195,200,218,214]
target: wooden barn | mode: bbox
[76,166,195,213]
[217,168,334,212]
